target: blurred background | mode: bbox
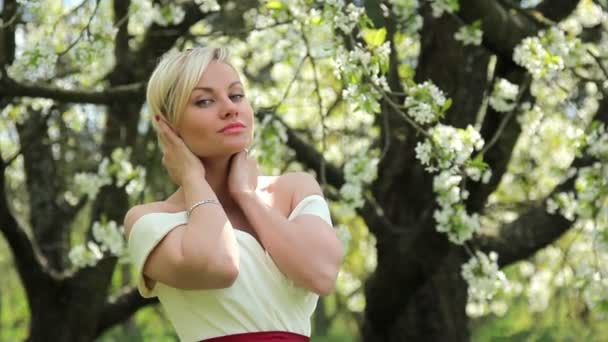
[1,0,608,341]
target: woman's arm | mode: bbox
[235,172,343,295]
[124,174,240,291]
[124,116,240,291]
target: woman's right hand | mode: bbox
[155,115,205,185]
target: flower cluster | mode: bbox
[429,0,460,18]
[415,124,488,244]
[69,220,125,269]
[68,242,103,269]
[454,20,483,46]
[513,36,564,79]
[325,0,391,114]
[340,154,379,209]
[574,0,604,28]
[513,27,585,80]
[334,42,391,114]
[433,171,481,243]
[548,123,608,223]
[69,147,146,202]
[404,81,449,125]
[585,122,608,160]
[92,220,125,256]
[72,171,112,199]
[415,124,485,172]
[323,1,366,34]
[489,78,520,113]
[153,3,186,26]
[8,37,58,82]
[462,251,509,304]
[196,0,221,13]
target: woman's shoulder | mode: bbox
[258,172,313,193]
[123,201,182,239]
[267,172,324,209]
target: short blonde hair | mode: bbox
[146,46,230,125]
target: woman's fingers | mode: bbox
[156,115,185,151]
[155,116,172,143]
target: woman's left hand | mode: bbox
[228,150,259,200]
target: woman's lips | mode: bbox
[219,125,245,134]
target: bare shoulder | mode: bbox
[274,172,323,208]
[123,201,177,239]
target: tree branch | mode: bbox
[133,2,207,80]
[533,0,580,22]
[458,0,578,61]
[95,287,158,336]
[466,67,531,212]
[0,79,145,104]
[0,155,51,298]
[475,164,577,267]
[476,94,608,266]
[0,0,18,69]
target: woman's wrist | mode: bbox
[182,169,206,184]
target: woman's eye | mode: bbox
[230,94,244,101]
[196,99,213,106]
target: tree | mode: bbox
[2,0,608,341]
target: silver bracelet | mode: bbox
[187,199,221,218]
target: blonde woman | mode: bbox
[123,47,343,342]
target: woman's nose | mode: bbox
[220,97,239,118]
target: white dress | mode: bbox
[127,194,332,342]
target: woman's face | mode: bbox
[176,60,254,158]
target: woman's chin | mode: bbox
[212,146,249,157]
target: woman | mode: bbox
[124,46,343,342]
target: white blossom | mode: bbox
[586,123,608,159]
[8,38,58,82]
[74,172,112,198]
[462,251,509,303]
[575,0,604,28]
[415,141,432,166]
[153,3,186,26]
[454,21,483,46]
[340,153,379,209]
[405,100,435,124]
[489,78,519,112]
[92,221,125,256]
[528,269,552,311]
[331,3,363,34]
[404,81,447,125]
[513,36,564,79]
[481,169,492,184]
[583,276,608,309]
[429,0,459,18]
[340,183,365,209]
[69,242,103,269]
[377,41,391,61]
[196,0,221,13]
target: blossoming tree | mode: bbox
[1,0,607,341]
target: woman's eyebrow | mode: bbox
[192,81,242,93]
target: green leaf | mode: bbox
[266,1,283,9]
[363,27,386,48]
[442,98,453,112]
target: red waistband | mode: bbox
[200,331,309,342]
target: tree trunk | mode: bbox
[26,259,116,342]
[362,5,490,341]
[393,248,469,341]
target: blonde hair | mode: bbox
[146,46,230,125]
